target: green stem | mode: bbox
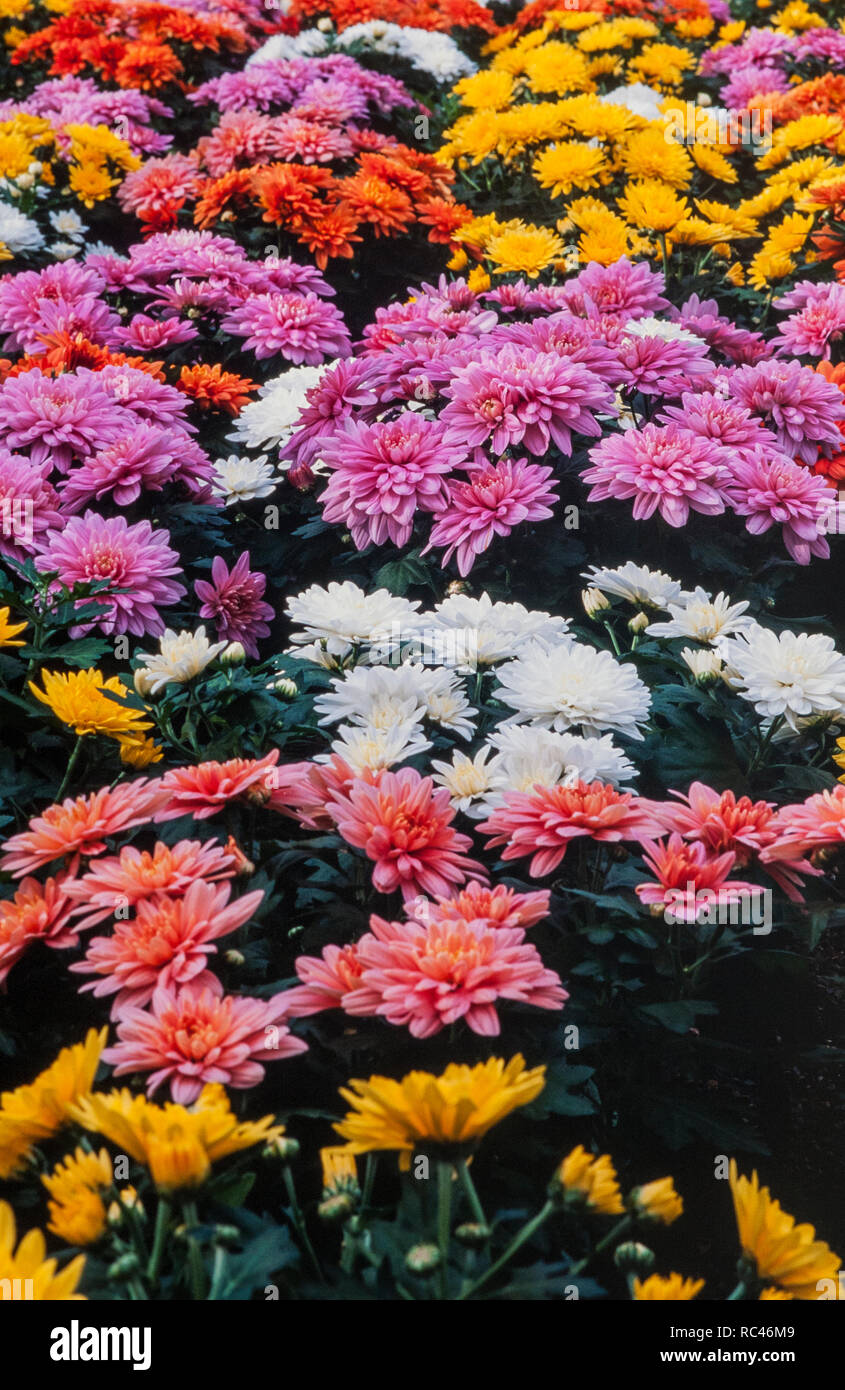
[727,1280,747,1301]
[568,1215,633,1279]
[183,1201,207,1301]
[54,734,84,803]
[458,1199,555,1301]
[283,1166,323,1281]
[457,1159,487,1227]
[436,1160,453,1300]
[360,1154,376,1217]
[145,1195,170,1288]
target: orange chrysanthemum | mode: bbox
[176,363,256,416]
[252,162,333,228]
[336,173,414,238]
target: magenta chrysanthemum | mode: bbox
[560,256,669,320]
[773,282,845,361]
[658,391,776,450]
[423,458,559,576]
[581,423,727,527]
[0,368,125,472]
[35,511,185,638]
[0,261,119,354]
[0,450,62,558]
[57,423,200,511]
[728,359,845,464]
[221,290,351,363]
[722,446,832,565]
[194,551,274,659]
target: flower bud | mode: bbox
[318,1193,356,1223]
[628,611,649,634]
[582,587,610,619]
[614,1241,655,1276]
[133,666,155,699]
[272,676,298,697]
[288,460,316,492]
[214,1225,241,1246]
[263,1136,300,1163]
[107,1252,141,1280]
[680,647,724,685]
[316,15,333,29]
[454,1222,492,1249]
[224,949,246,966]
[404,1243,441,1276]
[224,835,255,876]
[219,641,246,666]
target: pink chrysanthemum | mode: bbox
[344,913,566,1038]
[281,357,383,469]
[410,880,551,932]
[667,295,766,365]
[635,833,763,921]
[0,368,125,472]
[194,552,274,659]
[480,780,664,878]
[723,446,831,564]
[154,752,280,822]
[0,261,119,354]
[0,450,62,559]
[281,942,365,1018]
[327,767,487,902]
[0,780,167,878]
[490,311,631,387]
[70,880,264,1016]
[729,359,845,464]
[582,423,727,527]
[616,332,711,397]
[113,315,199,351]
[221,291,351,364]
[35,512,186,638]
[266,755,372,831]
[102,982,306,1102]
[319,413,453,549]
[658,392,776,451]
[762,786,845,860]
[423,458,558,576]
[561,256,669,321]
[0,876,76,986]
[57,423,195,511]
[441,345,615,458]
[64,838,239,932]
[773,282,845,361]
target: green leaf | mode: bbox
[637,1000,718,1033]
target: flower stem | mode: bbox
[457,1159,487,1227]
[54,734,84,803]
[183,1200,207,1300]
[458,1199,555,1300]
[145,1195,171,1288]
[727,1280,748,1301]
[283,1165,323,1281]
[436,1160,453,1300]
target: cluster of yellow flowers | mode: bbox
[0,0,70,52]
[29,667,163,768]
[440,12,845,289]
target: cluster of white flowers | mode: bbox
[250,22,476,84]
[227,365,327,453]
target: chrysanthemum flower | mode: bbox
[194,552,274,659]
[347,913,566,1037]
[154,752,280,823]
[71,880,265,1016]
[35,512,185,639]
[133,627,227,696]
[0,1028,106,1179]
[533,141,608,198]
[0,1201,86,1298]
[0,875,76,986]
[222,290,351,365]
[1,782,166,878]
[582,423,727,527]
[630,1176,683,1224]
[327,766,487,902]
[177,363,257,416]
[282,942,365,1018]
[0,606,27,649]
[421,881,551,933]
[0,367,125,470]
[481,780,663,877]
[424,459,559,575]
[484,222,565,278]
[334,1054,546,1167]
[729,359,845,464]
[29,668,152,740]
[729,1160,840,1299]
[57,423,197,512]
[618,179,689,232]
[0,453,62,560]
[72,1083,283,1191]
[103,983,306,1103]
[635,833,762,921]
[723,446,831,565]
[562,255,669,321]
[42,1147,113,1247]
[633,1272,704,1300]
[65,838,237,933]
[645,588,753,644]
[493,640,651,739]
[764,785,845,862]
[717,628,845,733]
[553,1145,624,1214]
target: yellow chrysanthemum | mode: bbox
[621,126,693,188]
[627,42,695,91]
[690,142,738,182]
[772,0,825,30]
[495,102,572,156]
[747,248,797,289]
[758,113,844,171]
[576,17,657,52]
[0,128,36,179]
[554,1145,624,1214]
[453,69,516,112]
[0,1202,86,1300]
[320,1146,359,1197]
[72,1083,283,1192]
[485,222,565,277]
[454,212,504,253]
[523,43,593,97]
[618,179,689,231]
[585,53,622,81]
[676,15,714,38]
[760,1286,794,1300]
[738,183,793,218]
[696,200,760,236]
[630,1177,683,1225]
[65,122,140,171]
[116,733,164,768]
[68,161,115,206]
[834,736,845,779]
[29,668,153,740]
[533,140,608,198]
[633,1272,705,1300]
[0,1029,107,1179]
[768,153,835,191]
[725,261,746,286]
[0,607,27,649]
[466,265,491,293]
[578,210,631,264]
[729,1159,840,1299]
[334,1055,546,1169]
[43,1147,113,1246]
[0,0,29,18]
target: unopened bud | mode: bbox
[219,641,246,666]
[107,1252,141,1280]
[133,667,155,698]
[582,587,610,619]
[272,676,298,697]
[318,1193,356,1222]
[263,1136,300,1163]
[614,1241,655,1276]
[404,1243,441,1276]
[628,611,649,634]
[316,14,333,29]
[224,835,255,876]
[288,460,316,491]
[214,1225,241,1246]
[224,949,246,966]
[454,1222,491,1248]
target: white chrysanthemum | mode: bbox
[646,588,755,644]
[717,628,845,731]
[487,725,638,794]
[49,209,86,239]
[49,239,81,260]
[336,22,475,82]
[315,663,476,738]
[320,721,431,773]
[602,82,665,121]
[582,562,685,608]
[227,365,326,451]
[423,667,477,739]
[494,640,652,740]
[681,647,725,681]
[248,27,327,64]
[134,628,227,696]
[287,581,421,663]
[431,746,502,814]
[419,593,570,667]
[212,453,278,505]
[0,204,44,254]
[622,316,707,347]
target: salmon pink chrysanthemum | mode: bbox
[155,752,280,822]
[0,876,77,985]
[64,838,239,932]
[0,781,167,878]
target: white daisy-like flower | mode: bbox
[320,721,431,773]
[49,239,82,260]
[336,22,475,82]
[423,667,477,739]
[49,209,86,240]
[315,663,476,738]
[419,593,570,667]
[0,204,44,254]
[134,628,227,696]
[680,647,725,682]
[716,628,845,732]
[646,588,755,644]
[431,746,502,815]
[286,581,421,664]
[494,640,652,740]
[621,316,707,348]
[582,562,686,609]
[227,364,326,451]
[248,28,327,64]
[212,453,277,505]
